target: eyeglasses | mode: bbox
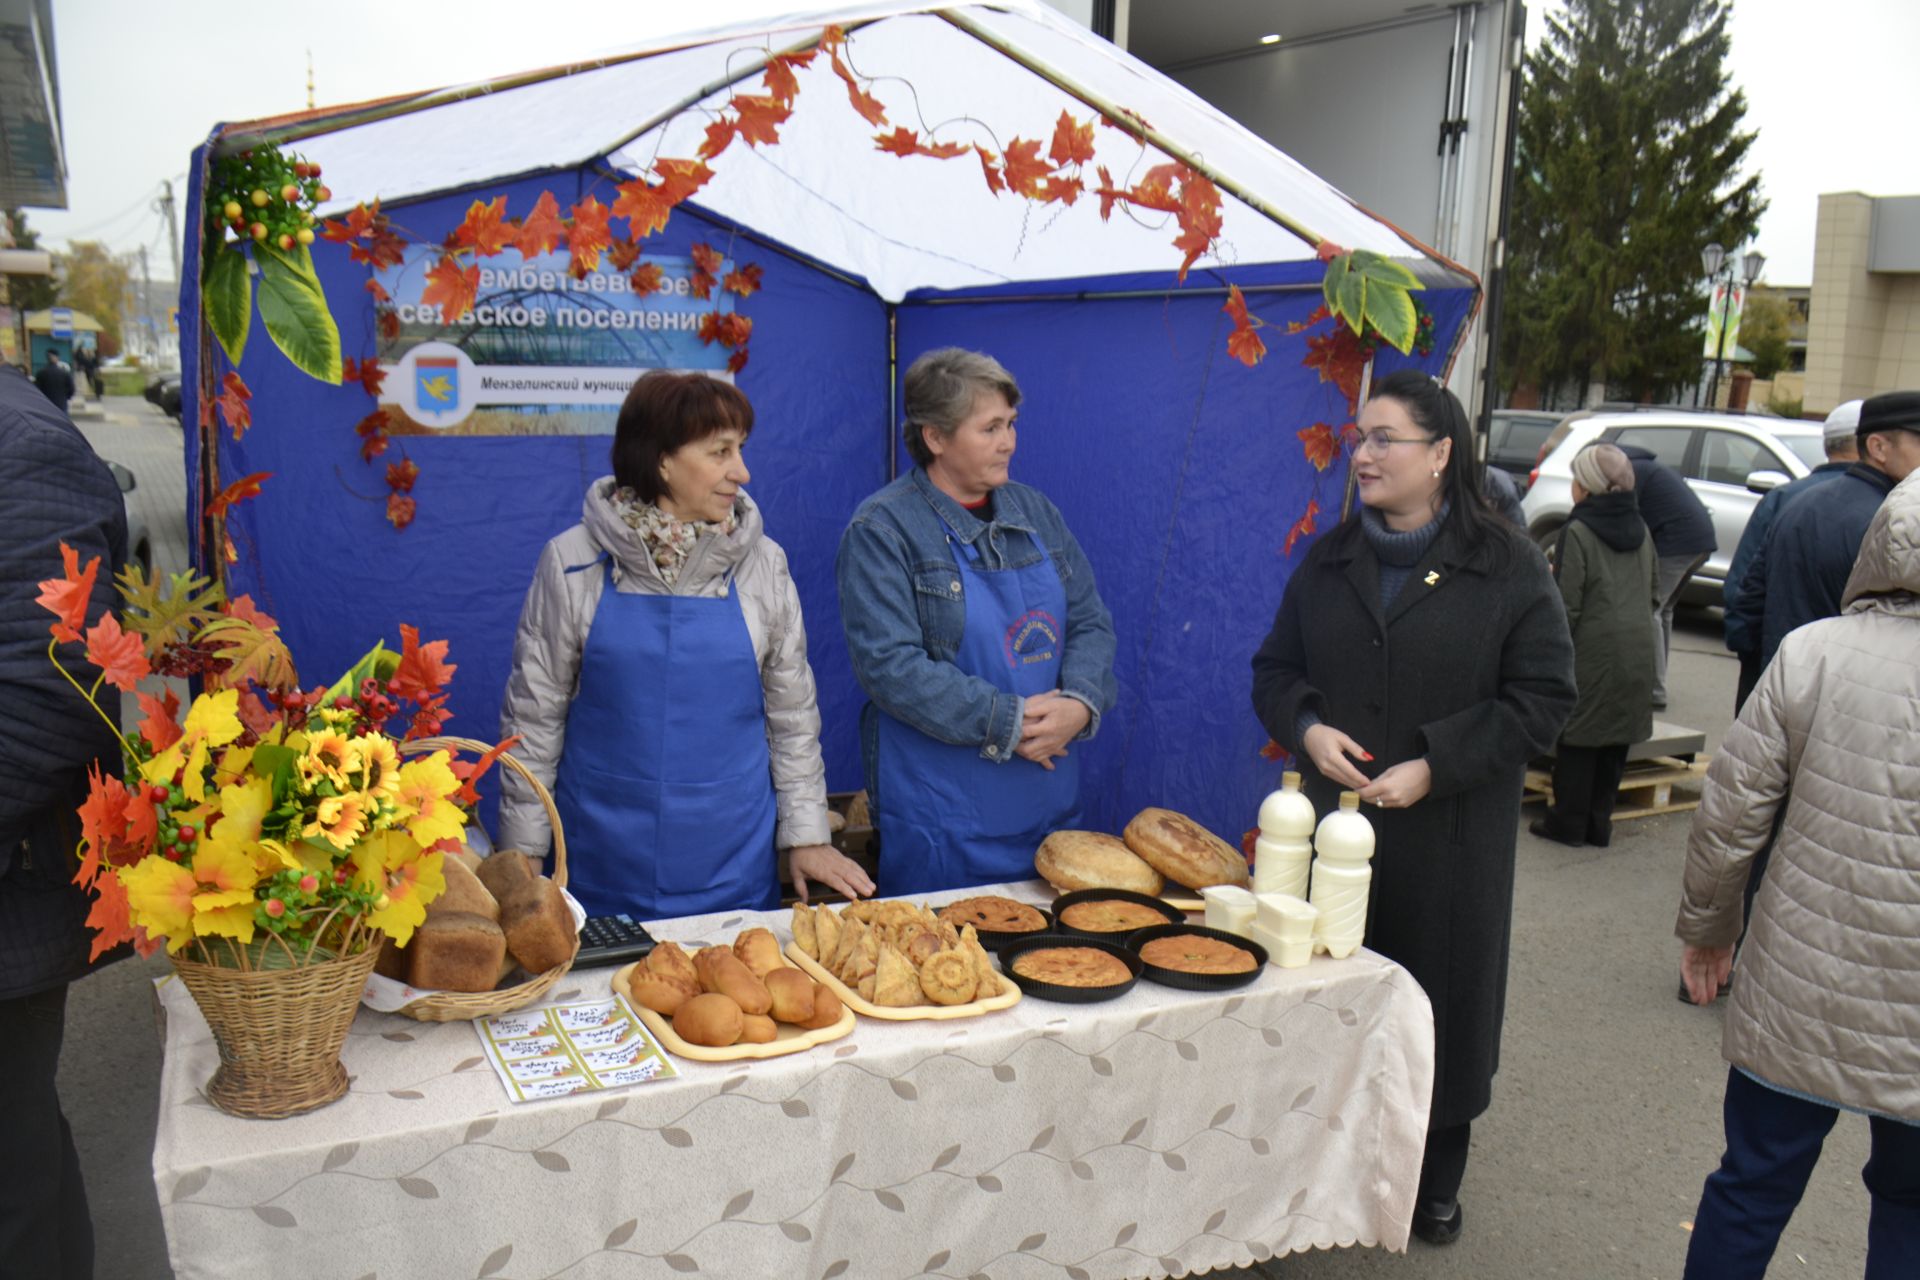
[1351,431,1438,457]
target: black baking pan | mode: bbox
[1124,923,1269,992]
[1048,888,1186,940]
[996,934,1143,1003]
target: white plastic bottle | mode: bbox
[1308,791,1376,959]
[1253,770,1317,900]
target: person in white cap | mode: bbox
[1721,399,1860,713]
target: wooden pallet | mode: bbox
[1524,754,1711,821]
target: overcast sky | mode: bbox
[27,0,1920,287]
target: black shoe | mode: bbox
[1528,818,1584,848]
[1412,1198,1463,1245]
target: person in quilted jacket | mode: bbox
[1673,470,1920,1279]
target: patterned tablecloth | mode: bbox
[152,883,1434,1280]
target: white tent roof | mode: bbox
[247,1,1464,303]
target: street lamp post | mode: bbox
[1702,242,1766,408]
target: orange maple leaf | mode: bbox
[35,543,99,644]
[1035,176,1083,206]
[722,264,763,298]
[216,371,252,439]
[1047,111,1096,168]
[730,94,792,148]
[874,126,922,158]
[699,117,740,161]
[568,195,613,278]
[1298,423,1339,471]
[355,408,391,463]
[697,312,725,346]
[238,688,279,738]
[727,347,750,375]
[387,458,420,494]
[75,765,130,886]
[386,493,417,531]
[975,146,1005,196]
[690,243,724,300]
[206,471,271,518]
[1259,738,1290,763]
[453,196,517,257]
[222,594,278,631]
[516,191,568,259]
[1285,304,1333,336]
[1223,285,1267,368]
[1000,138,1052,199]
[421,254,479,322]
[83,871,137,962]
[612,178,676,240]
[84,612,149,693]
[762,53,806,106]
[824,30,887,126]
[365,279,391,304]
[349,222,408,272]
[319,205,371,243]
[393,624,456,702]
[342,356,386,398]
[378,308,401,343]
[1173,171,1223,282]
[1303,327,1369,409]
[608,239,643,273]
[655,158,715,204]
[448,734,522,807]
[1094,166,1121,220]
[630,263,665,296]
[1283,499,1322,558]
[135,689,182,753]
[1126,163,1184,215]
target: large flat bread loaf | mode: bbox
[1122,807,1250,890]
[1034,830,1165,895]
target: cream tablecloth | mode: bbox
[153,883,1433,1279]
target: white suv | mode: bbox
[1519,411,1826,602]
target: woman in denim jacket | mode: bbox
[836,348,1117,895]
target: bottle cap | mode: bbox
[1282,770,1302,789]
[1338,791,1360,811]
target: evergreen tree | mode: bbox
[1499,0,1764,405]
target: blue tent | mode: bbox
[179,0,1478,854]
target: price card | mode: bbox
[473,995,676,1103]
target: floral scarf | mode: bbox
[610,486,737,587]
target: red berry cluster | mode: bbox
[152,643,220,679]
[147,783,199,862]
[208,146,331,253]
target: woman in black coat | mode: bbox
[1252,371,1575,1245]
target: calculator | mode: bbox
[573,914,658,969]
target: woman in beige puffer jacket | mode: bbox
[1673,470,1920,1279]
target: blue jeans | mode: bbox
[1684,1067,1920,1279]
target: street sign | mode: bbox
[50,306,73,339]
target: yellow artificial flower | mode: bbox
[190,889,258,945]
[191,837,261,896]
[211,776,274,845]
[303,792,370,850]
[141,741,183,787]
[212,743,256,786]
[351,829,445,946]
[181,690,244,749]
[356,735,402,802]
[300,731,359,791]
[120,857,198,954]
[180,736,212,803]
[249,838,306,874]
[392,752,466,847]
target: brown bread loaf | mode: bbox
[1034,830,1165,895]
[428,854,500,920]
[406,912,507,992]
[499,878,576,973]
[1122,807,1251,890]
[474,851,537,901]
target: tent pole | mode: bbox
[902,281,1328,305]
[886,305,899,484]
[937,10,1326,255]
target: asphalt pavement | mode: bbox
[57,400,1873,1279]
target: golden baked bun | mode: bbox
[1122,807,1250,890]
[732,927,784,978]
[647,940,699,987]
[673,993,744,1047]
[1035,830,1165,896]
[763,968,817,1024]
[695,946,773,1015]
[798,981,844,1030]
[738,1013,779,1044]
[627,968,699,1016]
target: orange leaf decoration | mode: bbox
[568,196,613,278]
[365,279,391,304]
[386,493,417,530]
[75,766,130,886]
[355,408,391,462]
[1259,738,1288,762]
[999,138,1051,199]
[1094,166,1120,220]
[216,371,252,440]
[207,471,272,518]
[607,238,643,273]
[135,688,182,753]
[222,594,278,631]
[1035,176,1083,207]
[630,263,665,296]
[654,158,715,204]
[824,27,887,126]
[699,117,740,161]
[35,543,99,644]
[377,308,401,343]
[1223,285,1267,368]
[690,243,724,300]
[762,53,808,106]
[874,127,966,160]
[975,146,1005,196]
[611,160,711,242]
[721,264,763,298]
[393,624,456,702]
[82,871,137,962]
[516,192,568,259]
[1297,423,1339,471]
[1303,327,1369,410]
[730,94,792,148]
[453,195,518,257]
[727,348,750,375]
[1283,499,1322,558]
[1285,304,1332,336]
[421,254,479,323]
[342,357,387,398]
[449,734,522,807]
[1047,111,1096,168]
[83,612,148,693]
[387,458,420,494]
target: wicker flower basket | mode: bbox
[172,942,381,1120]
[391,736,579,1022]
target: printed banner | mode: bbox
[1703,281,1746,360]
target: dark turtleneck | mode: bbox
[1361,500,1450,608]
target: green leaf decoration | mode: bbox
[115,564,225,651]
[254,243,343,384]
[1350,249,1424,293]
[1367,283,1419,354]
[205,246,251,366]
[1321,253,1351,323]
[319,641,397,710]
[1336,267,1369,341]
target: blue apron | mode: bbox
[874,516,1080,894]
[553,559,779,919]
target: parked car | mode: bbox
[1519,410,1825,604]
[1485,409,1561,491]
[105,460,153,577]
[144,372,182,420]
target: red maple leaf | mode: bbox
[654,158,714,204]
[222,594,278,630]
[453,196,517,257]
[568,195,613,278]
[1223,285,1267,367]
[342,356,387,398]
[874,126,922,158]
[730,94,792,147]
[386,493,417,530]
[516,191,568,259]
[824,28,887,126]
[1283,499,1322,558]
[1172,171,1223,282]
[237,688,279,739]
[1095,166,1121,220]
[630,263,665,296]
[1297,423,1339,471]
[690,242,724,300]
[975,146,1005,196]
[699,117,739,161]
[1259,738,1289,763]
[365,279,391,304]
[206,471,271,518]
[35,542,99,643]
[349,223,408,272]
[386,458,420,494]
[377,308,401,343]
[354,408,391,463]
[761,49,814,104]
[607,238,643,273]
[216,371,252,439]
[448,734,522,807]
[1284,304,1333,336]
[1303,327,1369,409]
[421,254,479,322]
[718,313,753,349]
[727,347,750,375]
[722,263,763,298]
[697,311,725,346]
[1125,163,1184,215]
[393,624,456,702]
[612,177,676,240]
[75,766,131,886]
[318,206,368,243]
[80,612,147,692]
[1000,138,1052,199]
[1048,111,1096,168]
[135,689,182,753]
[1035,176,1082,206]
[406,694,451,741]
[83,871,137,962]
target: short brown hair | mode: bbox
[902,348,1021,468]
[610,372,754,503]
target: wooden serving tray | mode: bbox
[784,942,1023,1021]
[612,962,855,1062]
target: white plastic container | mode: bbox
[1253,769,1316,900]
[1201,884,1256,939]
[1308,792,1376,959]
[1253,892,1318,968]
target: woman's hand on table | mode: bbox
[1680,943,1733,1006]
[1016,691,1090,770]
[1302,723,1373,790]
[1357,758,1431,811]
[789,844,875,903]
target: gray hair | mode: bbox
[902,348,1022,468]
